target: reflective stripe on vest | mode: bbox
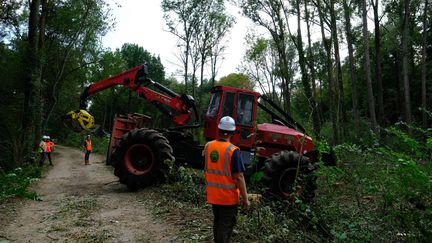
[206,182,237,189]
[204,140,240,205]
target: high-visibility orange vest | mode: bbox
[85,140,92,151]
[45,141,55,153]
[204,140,240,205]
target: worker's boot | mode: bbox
[85,160,89,165]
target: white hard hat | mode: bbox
[43,135,48,139]
[218,116,236,131]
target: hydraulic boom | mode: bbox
[63,64,198,132]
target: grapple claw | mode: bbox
[62,109,95,132]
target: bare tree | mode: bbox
[162,0,202,93]
[194,1,233,88]
[239,0,293,113]
[241,34,295,105]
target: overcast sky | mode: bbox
[102,0,254,81]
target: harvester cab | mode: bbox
[203,86,261,148]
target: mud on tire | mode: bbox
[111,128,174,190]
[262,151,317,201]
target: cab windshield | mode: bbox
[206,92,221,117]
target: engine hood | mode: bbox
[256,123,314,156]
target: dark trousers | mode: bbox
[46,152,53,165]
[212,204,238,243]
[39,152,46,166]
[84,151,91,161]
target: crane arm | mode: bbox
[79,65,145,109]
[64,64,198,132]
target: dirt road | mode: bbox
[0,145,181,242]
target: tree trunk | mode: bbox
[297,0,319,137]
[316,0,339,143]
[343,0,360,130]
[305,0,321,136]
[210,52,217,86]
[38,0,47,131]
[184,40,190,93]
[402,0,412,124]
[371,0,384,125]
[421,0,428,127]
[362,0,378,131]
[21,0,41,162]
[330,0,345,131]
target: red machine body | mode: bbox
[203,85,314,162]
[80,65,196,126]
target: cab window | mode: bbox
[206,92,221,117]
[222,92,235,118]
[236,93,254,126]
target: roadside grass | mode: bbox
[144,124,431,242]
[0,165,42,203]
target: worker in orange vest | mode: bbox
[38,135,48,166]
[45,136,55,166]
[204,116,250,243]
[83,135,92,165]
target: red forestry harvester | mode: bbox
[63,64,335,199]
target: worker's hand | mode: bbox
[242,198,251,210]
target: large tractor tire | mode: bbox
[111,128,174,190]
[262,151,317,201]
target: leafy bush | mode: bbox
[315,125,432,241]
[162,166,206,206]
[0,165,42,203]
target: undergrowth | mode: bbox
[153,123,431,242]
[0,165,42,203]
[314,123,431,242]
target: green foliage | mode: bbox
[120,43,166,81]
[162,166,206,206]
[320,118,380,147]
[0,166,42,203]
[315,125,432,241]
[154,123,431,242]
[216,73,254,90]
[59,132,109,156]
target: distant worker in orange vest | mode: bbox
[45,136,55,166]
[39,135,48,166]
[83,135,92,165]
[204,116,250,243]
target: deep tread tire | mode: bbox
[262,151,317,201]
[111,128,174,190]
